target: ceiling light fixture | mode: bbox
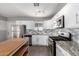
[33,3,39,7]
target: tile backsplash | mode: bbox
[26,29,59,35]
[68,28,79,44]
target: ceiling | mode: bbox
[0,3,66,20]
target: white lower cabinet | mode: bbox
[32,35,38,45]
[56,45,64,56]
[32,35,48,46]
[56,44,71,56]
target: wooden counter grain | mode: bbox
[0,38,28,56]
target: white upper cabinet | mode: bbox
[51,4,79,28]
[16,21,35,29]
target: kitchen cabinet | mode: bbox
[32,35,49,46]
[56,45,64,56]
[56,44,71,56]
[38,35,48,46]
[16,21,35,29]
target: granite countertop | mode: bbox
[24,34,49,35]
[56,41,79,56]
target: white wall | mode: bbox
[0,16,7,41]
[51,3,79,28]
[0,20,7,30]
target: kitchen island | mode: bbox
[0,38,29,56]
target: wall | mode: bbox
[0,16,7,42]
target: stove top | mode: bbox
[49,36,71,41]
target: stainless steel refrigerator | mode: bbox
[11,25,26,38]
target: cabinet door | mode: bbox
[56,44,71,56]
[32,35,48,46]
[56,46,64,56]
[38,35,48,46]
[32,35,39,45]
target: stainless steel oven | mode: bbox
[48,38,54,55]
[48,32,72,56]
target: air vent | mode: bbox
[33,3,39,7]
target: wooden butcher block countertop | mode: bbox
[0,38,28,56]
